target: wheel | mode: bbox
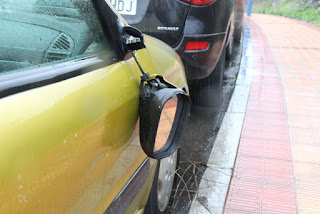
[226,32,233,60]
[144,150,179,214]
[234,26,242,43]
[189,48,226,107]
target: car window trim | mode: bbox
[0,53,118,99]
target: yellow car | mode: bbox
[0,0,190,213]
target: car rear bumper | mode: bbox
[174,33,226,80]
[171,1,233,80]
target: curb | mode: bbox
[188,25,252,214]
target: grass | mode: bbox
[251,0,320,27]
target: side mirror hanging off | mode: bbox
[92,0,190,159]
[139,76,191,159]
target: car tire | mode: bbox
[226,33,233,60]
[144,150,179,214]
[189,48,226,107]
[234,27,242,43]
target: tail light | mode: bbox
[180,0,217,6]
[237,0,243,12]
[237,8,244,12]
[185,41,209,51]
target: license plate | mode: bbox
[109,0,137,15]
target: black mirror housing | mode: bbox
[123,26,146,51]
[139,77,190,159]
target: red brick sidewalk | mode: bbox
[225,14,320,213]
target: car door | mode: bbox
[0,0,159,213]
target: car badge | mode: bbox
[157,27,180,31]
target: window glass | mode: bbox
[0,0,110,74]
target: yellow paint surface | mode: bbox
[0,43,187,213]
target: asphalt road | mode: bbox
[170,39,243,213]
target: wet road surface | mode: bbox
[169,38,243,213]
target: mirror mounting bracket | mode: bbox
[123,26,146,51]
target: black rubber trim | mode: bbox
[104,158,150,214]
[0,54,118,99]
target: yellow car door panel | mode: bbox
[0,55,138,212]
[0,0,188,213]
[0,48,186,213]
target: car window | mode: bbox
[0,0,110,75]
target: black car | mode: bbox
[112,0,238,106]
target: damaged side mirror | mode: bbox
[139,76,190,159]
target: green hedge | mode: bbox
[251,0,320,27]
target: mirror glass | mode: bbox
[154,95,178,152]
